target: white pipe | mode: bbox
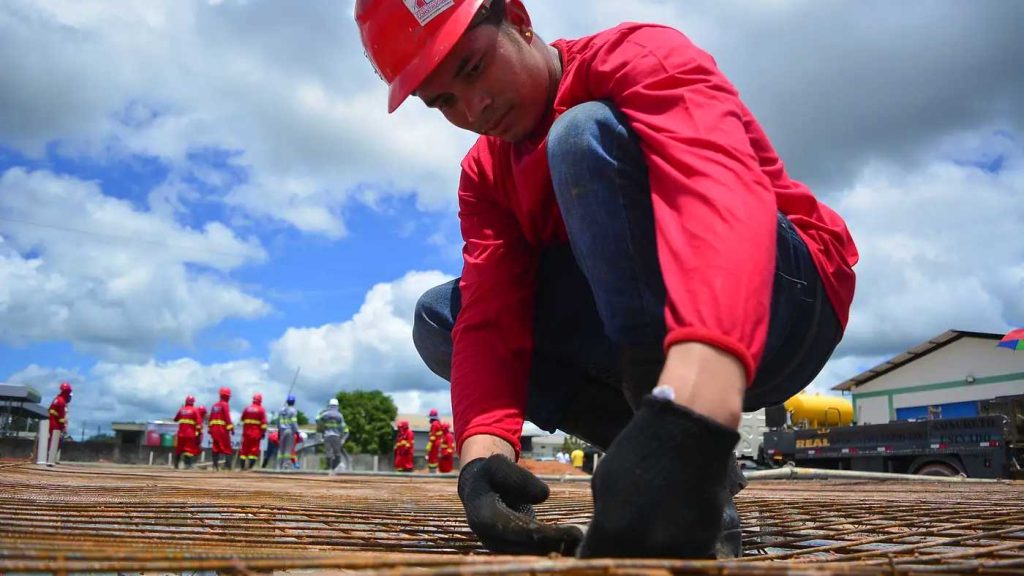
[745,466,1004,483]
[35,419,50,465]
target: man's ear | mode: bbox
[505,0,533,38]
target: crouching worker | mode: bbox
[356,0,858,559]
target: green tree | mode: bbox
[336,390,398,454]
[561,435,585,454]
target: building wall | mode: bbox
[856,396,890,424]
[852,337,1024,424]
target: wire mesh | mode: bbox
[1,463,1023,574]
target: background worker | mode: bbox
[425,408,443,473]
[277,394,300,470]
[173,395,201,469]
[46,381,72,466]
[317,397,350,473]
[240,393,267,470]
[262,428,279,468]
[208,387,235,471]
[393,420,414,473]
[438,422,455,473]
[358,0,857,559]
[570,448,584,471]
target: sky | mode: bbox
[1,0,1022,438]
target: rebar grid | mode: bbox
[1,463,1022,574]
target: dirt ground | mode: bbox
[518,458,588,476]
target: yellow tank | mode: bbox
[784,393,853,429]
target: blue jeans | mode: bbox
[413,101,842,450]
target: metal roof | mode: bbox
[0,384,47,420]
[0,384,42,404]
[832,329,1004,392]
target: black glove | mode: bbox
[458,454,584,555]
[578,394,741,559]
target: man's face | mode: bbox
[416,22,551,143]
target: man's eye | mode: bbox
[467,60,483,78]
[439,96,456,110]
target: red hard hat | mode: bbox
[59,381,72,394]
[197,405,207,415]
[185,395,195,406]
[219,386,231,399]
[398,420,409,428]
[429,408,439,418]
[253,393,263,405]
[355,0,487,113]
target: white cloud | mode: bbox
[269,269,455,397]
[9,270,456,426]
[0,167,268,360]
[9,359,278,431]
[4,1,1018,237]
[801,131,1024,392]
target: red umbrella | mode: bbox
[997,328,1024,351]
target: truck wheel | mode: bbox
[915,462,960,477]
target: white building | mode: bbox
[833,330,1024,424]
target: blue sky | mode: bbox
[1,0,1021,433]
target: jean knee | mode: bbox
[412,280,458,381]
[548,101,620,160]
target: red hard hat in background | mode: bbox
[185,395,196,406]
[355,0,486,113]
[59,381,72,394]
[219,387,231,399]
[253,393,263,405]
[429,408,439,418]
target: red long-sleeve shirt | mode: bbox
[452,23,858,455]
[174,405,200,439]
[48,394,68,433]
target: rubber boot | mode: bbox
[173,453,180,469]
[212,452,220,471]
[183,455,193,470]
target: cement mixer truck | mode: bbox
[761,393,1024,479]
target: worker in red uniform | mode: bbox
[46,381,73,466]
[194,404,207,457]
[438,422,455,473]
[425,408,443,473]
[173,395,201,469]
[208,387,235,471]
[393,420,414,472]
[239,393,267,470]
[358,0,858,559]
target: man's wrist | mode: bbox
[657,342,745,429]
[460,433,516,463]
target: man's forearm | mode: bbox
[460,433,516,462]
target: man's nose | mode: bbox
[462,92,492,124]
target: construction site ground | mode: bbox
[2,462,1024,575]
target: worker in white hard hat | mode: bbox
[316,397,350,473]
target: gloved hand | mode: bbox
[577,394,740,559]
[458,454,584,555]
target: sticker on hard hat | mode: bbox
[404,0,455,26]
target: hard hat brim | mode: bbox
[386,0,485,113]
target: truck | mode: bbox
[761,394,1024,479]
